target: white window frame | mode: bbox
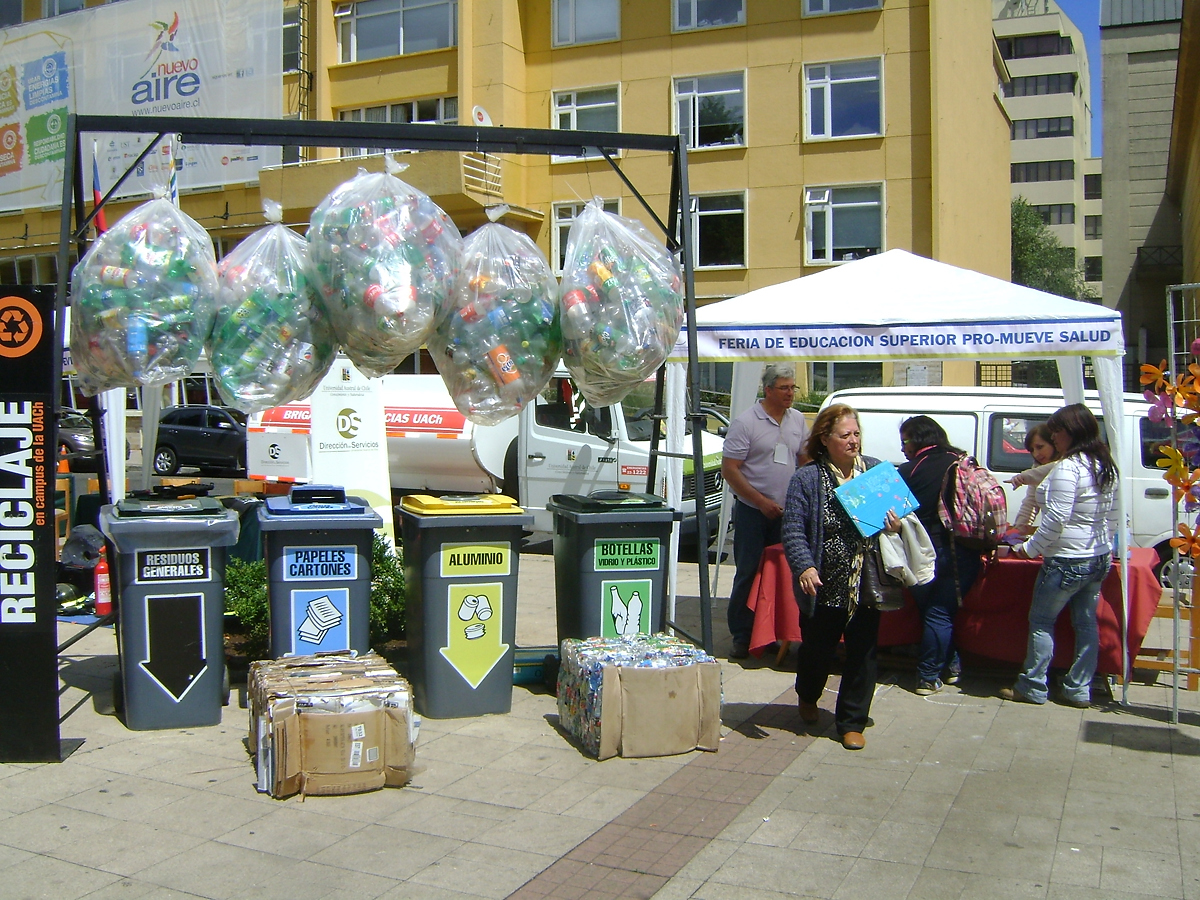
[335,0,458,64]
[43,0,84,16]
[802,0,882,16]
[337,97,457,158]
[674,72,746,150]
[673,0,744,32]
[552,0,619,47]
[804,183,885,266]
[551,86,620,162]
[804,57,884,141]
[552,199,620,274]
[689,192,747,270]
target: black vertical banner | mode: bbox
[0,286,60,761]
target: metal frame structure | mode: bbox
[54,113,717,653]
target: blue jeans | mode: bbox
[907,541,981,682]
[729,500,782,646]
[1015,553,1110,704]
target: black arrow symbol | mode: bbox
[139,594,207,702]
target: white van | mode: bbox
[820,386,1174,574]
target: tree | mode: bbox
[1011,197,1094,301]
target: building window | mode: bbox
[805,59,882,140]
[553,200,619,273]
[335,0,458,64]
[674,0,743,31]
[804,0,881,15]
[283,6,301,73]
[805,184,883,265]
[1085,215,1102,240]
[553,0,618,46]
[675,73,745,149]
[1033,203,1075,226]
[1003,73,1077,97]
[552,87,619,160]
[1011,117,1074,140]
[691,194,746,268]
[1011,160,1074,183]
[337,97,458,157]
[0,0,21,26]
[1084,173,1102,199]
[43,0,84,15]
[997,33,1073,60]
[1085,256,1103,281]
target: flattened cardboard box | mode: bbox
[596,662,721,760]
[249,652,417,798]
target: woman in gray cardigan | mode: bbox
[782,403,895,751]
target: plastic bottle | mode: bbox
[94,548,112,617]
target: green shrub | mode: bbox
[223,558,269,660]
[370,532,406,642]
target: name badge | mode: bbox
[773,442,791,465]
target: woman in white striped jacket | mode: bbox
[1000,404,1119,708]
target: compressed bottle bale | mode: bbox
[306,156,463,378]
[558,199,684,407]
[208,201,337,413]
[69,196,220,393]
[431,208,562,425]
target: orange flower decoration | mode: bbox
[1141,360,1171,393]
[1171,468,1200,503]
[1170,522,1200,559]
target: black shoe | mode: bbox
[729,641,749,660]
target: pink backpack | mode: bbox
[938,455,1008,551]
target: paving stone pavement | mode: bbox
[4,552,1200,900]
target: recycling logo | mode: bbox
[0,296,41,358]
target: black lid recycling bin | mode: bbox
[257,485,383,659]
[546,491,679,646]
[100,497,240,731]
[398,494,533,718]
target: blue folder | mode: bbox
[832,460,919,538]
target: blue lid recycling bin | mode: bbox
[100,497,240,731]
[257,485,383,658]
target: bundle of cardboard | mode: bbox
[249,651,419,798]
[557,634,721,760]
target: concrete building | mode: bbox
[1101,0,1183,368]
[0,0,1011,390]
[1167,0,1200,285]
[993,0,1098,298]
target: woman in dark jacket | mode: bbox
[782,403,897,751]
[896,416,982,696]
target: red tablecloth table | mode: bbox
[746,545,1162,675]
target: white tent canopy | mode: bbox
[662,249,1131,687]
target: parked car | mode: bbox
[152,406,247,476]
[56,409,99,473]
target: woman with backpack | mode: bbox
[897,416,984,696]
[1000,404,1119,708]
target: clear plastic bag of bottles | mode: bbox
[559,199,685,407]
[69,195,220,393]
[208,201,338,413]
[431,207,562,425]
[306,155,463,378]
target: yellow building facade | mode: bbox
[3,0,1011,386]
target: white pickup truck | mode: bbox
[248,370,726,534]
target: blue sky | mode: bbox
[1052,0,1102,156]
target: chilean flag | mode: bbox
[92,144,108,235]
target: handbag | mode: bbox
[859,538,905,612]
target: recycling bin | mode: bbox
[399,494,533,718]
[257,485,383,658]
[100,497,240,731]
[546,492,679,645]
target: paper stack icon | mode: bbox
[297,595,343,645]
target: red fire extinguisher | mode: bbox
[94,548,112,617]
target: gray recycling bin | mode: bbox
[398,494,533,718]
[100,498,240,731]
[257,485,382,658]
[546,492,678,645]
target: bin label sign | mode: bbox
[283,545,357,581]
[601,580,652,638]
[439,542,511,577]
[135,548,210,584]
[138,593,207,702]
[594,539,660,571]
[441,582,508,689]
[291,588,350,653]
